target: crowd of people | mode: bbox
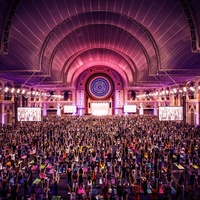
[0,114,200,200]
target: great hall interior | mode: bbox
[0,0,200,200]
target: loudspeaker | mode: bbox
[131,90,136,100]
[109,102,111,108]
[64,91,68,100]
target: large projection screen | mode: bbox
[64,105,77,113]
[159,106,183,121]
[124,105,136,113]
[91,102,109,116]
[17,107,41,122]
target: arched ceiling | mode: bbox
[0,0,200,90]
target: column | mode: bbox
[76,90,85,115]
[114,90,123,115]
[13,97,19,124]
[72,90,76,102]
[43,103,47,116]
[154,102,158,116]
[1,103,5,124]
[139,103,143,115]
[177,93,182,106]
[57,103,61,116]
[196,102,199,126]
[182,96,186,123]
[108,98,112,115]
[88,98,91,114]
[17,95,22,107]
[124,89,128,102]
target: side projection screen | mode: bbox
[159,106,183,121]
[17,107,41,122]
[124,105,137,113]
[64,105,77,113]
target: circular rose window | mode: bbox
[87,76,113,99]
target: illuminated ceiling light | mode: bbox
[11,88,15,93]
[4,87,9,92]
[183,87,187,92]
[190,87,195,91]
[173,88,177,93]
[22,89,25,94]
[17,89,20,93]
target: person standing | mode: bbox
[142,177,148,195]
[10,184,19,200]
[54,178,58,197]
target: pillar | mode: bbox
[43,103,47,116]
[88,98,91,114]
[139,103,143,115]
[1,103,5,125]
[57,103,61,116]
[154,102,158,116]
[14,97,19,124]
[196,102,199,126]
[182,96,186,123]
[72,89,76,102]
[114,90,123,115]
[76,90,85,115]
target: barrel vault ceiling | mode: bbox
[0,0,200,90]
